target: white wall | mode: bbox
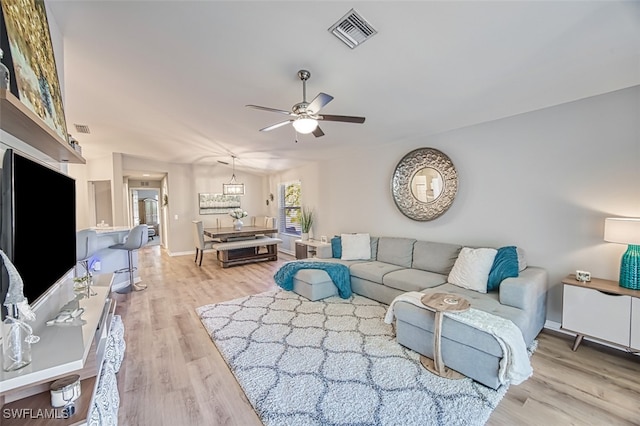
[191,163,266,228]
[304,86,639,323]
[268,162,321,253]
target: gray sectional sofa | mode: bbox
[289,236,548,389]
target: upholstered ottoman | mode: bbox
[292,269,338,301]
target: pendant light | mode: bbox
[223,156,245,195]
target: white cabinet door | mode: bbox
[631,297,640,350]
[562,285,631,346]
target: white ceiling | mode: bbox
[47,1,640,177]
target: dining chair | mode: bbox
[193,220,215,266]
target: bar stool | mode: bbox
[109,225,148,293]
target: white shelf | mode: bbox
[0,89,85,164]
[0,275,112,394]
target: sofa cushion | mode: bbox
[383,268,448,293]
[487,246,519,291]
[370,236,379,260]
[422,283,531,345]
[349,261,405,283]
[341,233,371,260]
[395,283,529,357]
[334,235,378,259]
[448,247,497,293]
[331,236,342,258]
[376,237,416,267]
[412,241,462,275]
[294,268,334,285]
[517,247,527,272]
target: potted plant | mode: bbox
[299,207,314,241]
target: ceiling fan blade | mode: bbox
[312,126,325,137]
[260,120,294,132]
[318,114,366,124]
[306,92,334,115]
[246,105,294,116]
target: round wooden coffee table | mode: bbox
[420,292,470,379]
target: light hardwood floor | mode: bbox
[115,245,640,425]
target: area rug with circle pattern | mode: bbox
[196,288,509,426]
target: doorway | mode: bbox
[130,188,161,245]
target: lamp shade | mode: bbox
[292,117,318,134]
[604,218,640,245]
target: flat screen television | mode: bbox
[0,149,76,319]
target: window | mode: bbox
[279,181,301,236]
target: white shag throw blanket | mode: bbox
[384,291,532,386]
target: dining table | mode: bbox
[203,226,278,242]
[203,225,281,267]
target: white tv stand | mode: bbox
[0,273,117,425]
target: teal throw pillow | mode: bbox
[331,236,342,258]
[487,246,519,291]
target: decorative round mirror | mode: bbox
[391,148,458,221]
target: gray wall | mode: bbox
[313,86,639,323]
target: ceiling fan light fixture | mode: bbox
[292,117,318,134]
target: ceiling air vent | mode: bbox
[74,123,91,134]
[329,9,377,49]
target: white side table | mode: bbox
[295,239,331,259]
[561,275,640,352]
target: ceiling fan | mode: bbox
[246,69,365,138]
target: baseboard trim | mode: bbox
[543,320,639,356]
[168,250,193,257]
[543,320,565,333]
[168,249,294,258]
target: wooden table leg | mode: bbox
[420,311,465,379]
[572,334,584,351]
[432,311,445,375]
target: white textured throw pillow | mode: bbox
[516,247,527,272]
[341,233,371,261]
[448,247,498,293]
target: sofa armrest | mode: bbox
[499,266,548,311]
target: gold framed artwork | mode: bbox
[198,193,241,215]
[1,0,68,142]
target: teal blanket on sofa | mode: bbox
[274,261,352,299]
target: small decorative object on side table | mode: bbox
[420,292,470,379]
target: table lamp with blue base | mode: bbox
[604,217,640,290]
